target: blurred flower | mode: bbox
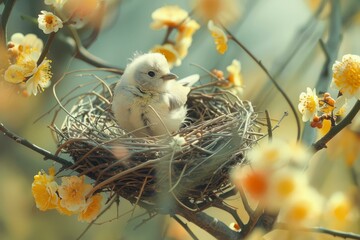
[244,228,265,240]
[193,0,241,25]
[151,5,188,29]
[177,19,200,39]
[32,167,59,211]
[324,192,358,228]
[225,59,244,95]
[229,222,241,232]
[38,11,63,34]
[208,20,228,54]
[7,33,43,63]
[231,166,268,199]
[278,188,323,227]
[78,193,103,222]
[331,54,360,100]
[247,139,292,170]
[44,0,67,9]
[266,168,308,211]
[58,176,92,212]
[298,87,319,122]
[334,96,347,116]
[151,44,181,68]
[166,218,192,240]
[25,59,52,96]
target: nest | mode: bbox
[52,71,261,212]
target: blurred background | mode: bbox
[0,0,359,239]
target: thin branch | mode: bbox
[276,224,360,240]
[171,215,199,240]
[178,209,242,240]
[224,27,301,141]
[312,100,360,151]
[37,32,56,66]
[213,200,244,229]
[0,122,72,167]
[302,0,342,145]
[265,110,272,140]
[1,0,15,39]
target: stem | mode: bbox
[0,122,72,167]
[172,215,199,240]
[178,209,242,240]
[312,100,360,151]
[276,223,360,240]
[224,27,301,141]
[1,0,15,40]
[37,32,56,66]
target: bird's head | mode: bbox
[122,53,178,91]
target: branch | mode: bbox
[276,224,360,240]
[178,209,242,240]
[224,27,301,141]
[213,200,244,229]
[1,0,15,38]
[171,214,199,240]
[312,100,360,151]
[302,0,342,145]
[0,122,72,167]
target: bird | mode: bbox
[111,53,199,137]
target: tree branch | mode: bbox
[171,214,199,240]
[178,209,242,240]
[224,27,301,141]
[276,223,360,240]
[0,122,72,167]
[312,100,360,151]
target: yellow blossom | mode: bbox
[193,0,241,25]
[208,20,228,54]
[58,175,93,212]
[298,87,319,122]
[151,5,188,29]
[266,168,308,212]
[324,192,357,228]
[7,33,43,63]
[247,139,293,170]
[225,59,244,95]
[32,167,59,211]
[150,44,181,68]
[278,188,323,227]
[177,19,200,39]
[38,11,63,34]
[78,193,103,222]
[25,59,52,96]
[331,54,360,99]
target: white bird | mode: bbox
[112,53,199,137]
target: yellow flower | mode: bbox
[278,188,323,227]
[7,33,43,64]
[266,168,308,212]
[78,193,103,222]
[38,11,63,34]
[331,54,360,99]
[324,192,357,226]
[207,20,228,54]
[150,44,181,68]
[151,5,188,29]
[177,19,200,39]
[25,59,52,96]
[225,59,244,95]
[298,87,319,122]
[193,0,241,25]
[58,176,93,212]
[32,167,59,211]
[247,139,293,170]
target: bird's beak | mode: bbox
[161,73,178,81]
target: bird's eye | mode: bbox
[147,71,155,77]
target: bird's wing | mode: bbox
[177,74,200,87]
[165,81,191,111]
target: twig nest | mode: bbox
[52,72,260,212]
